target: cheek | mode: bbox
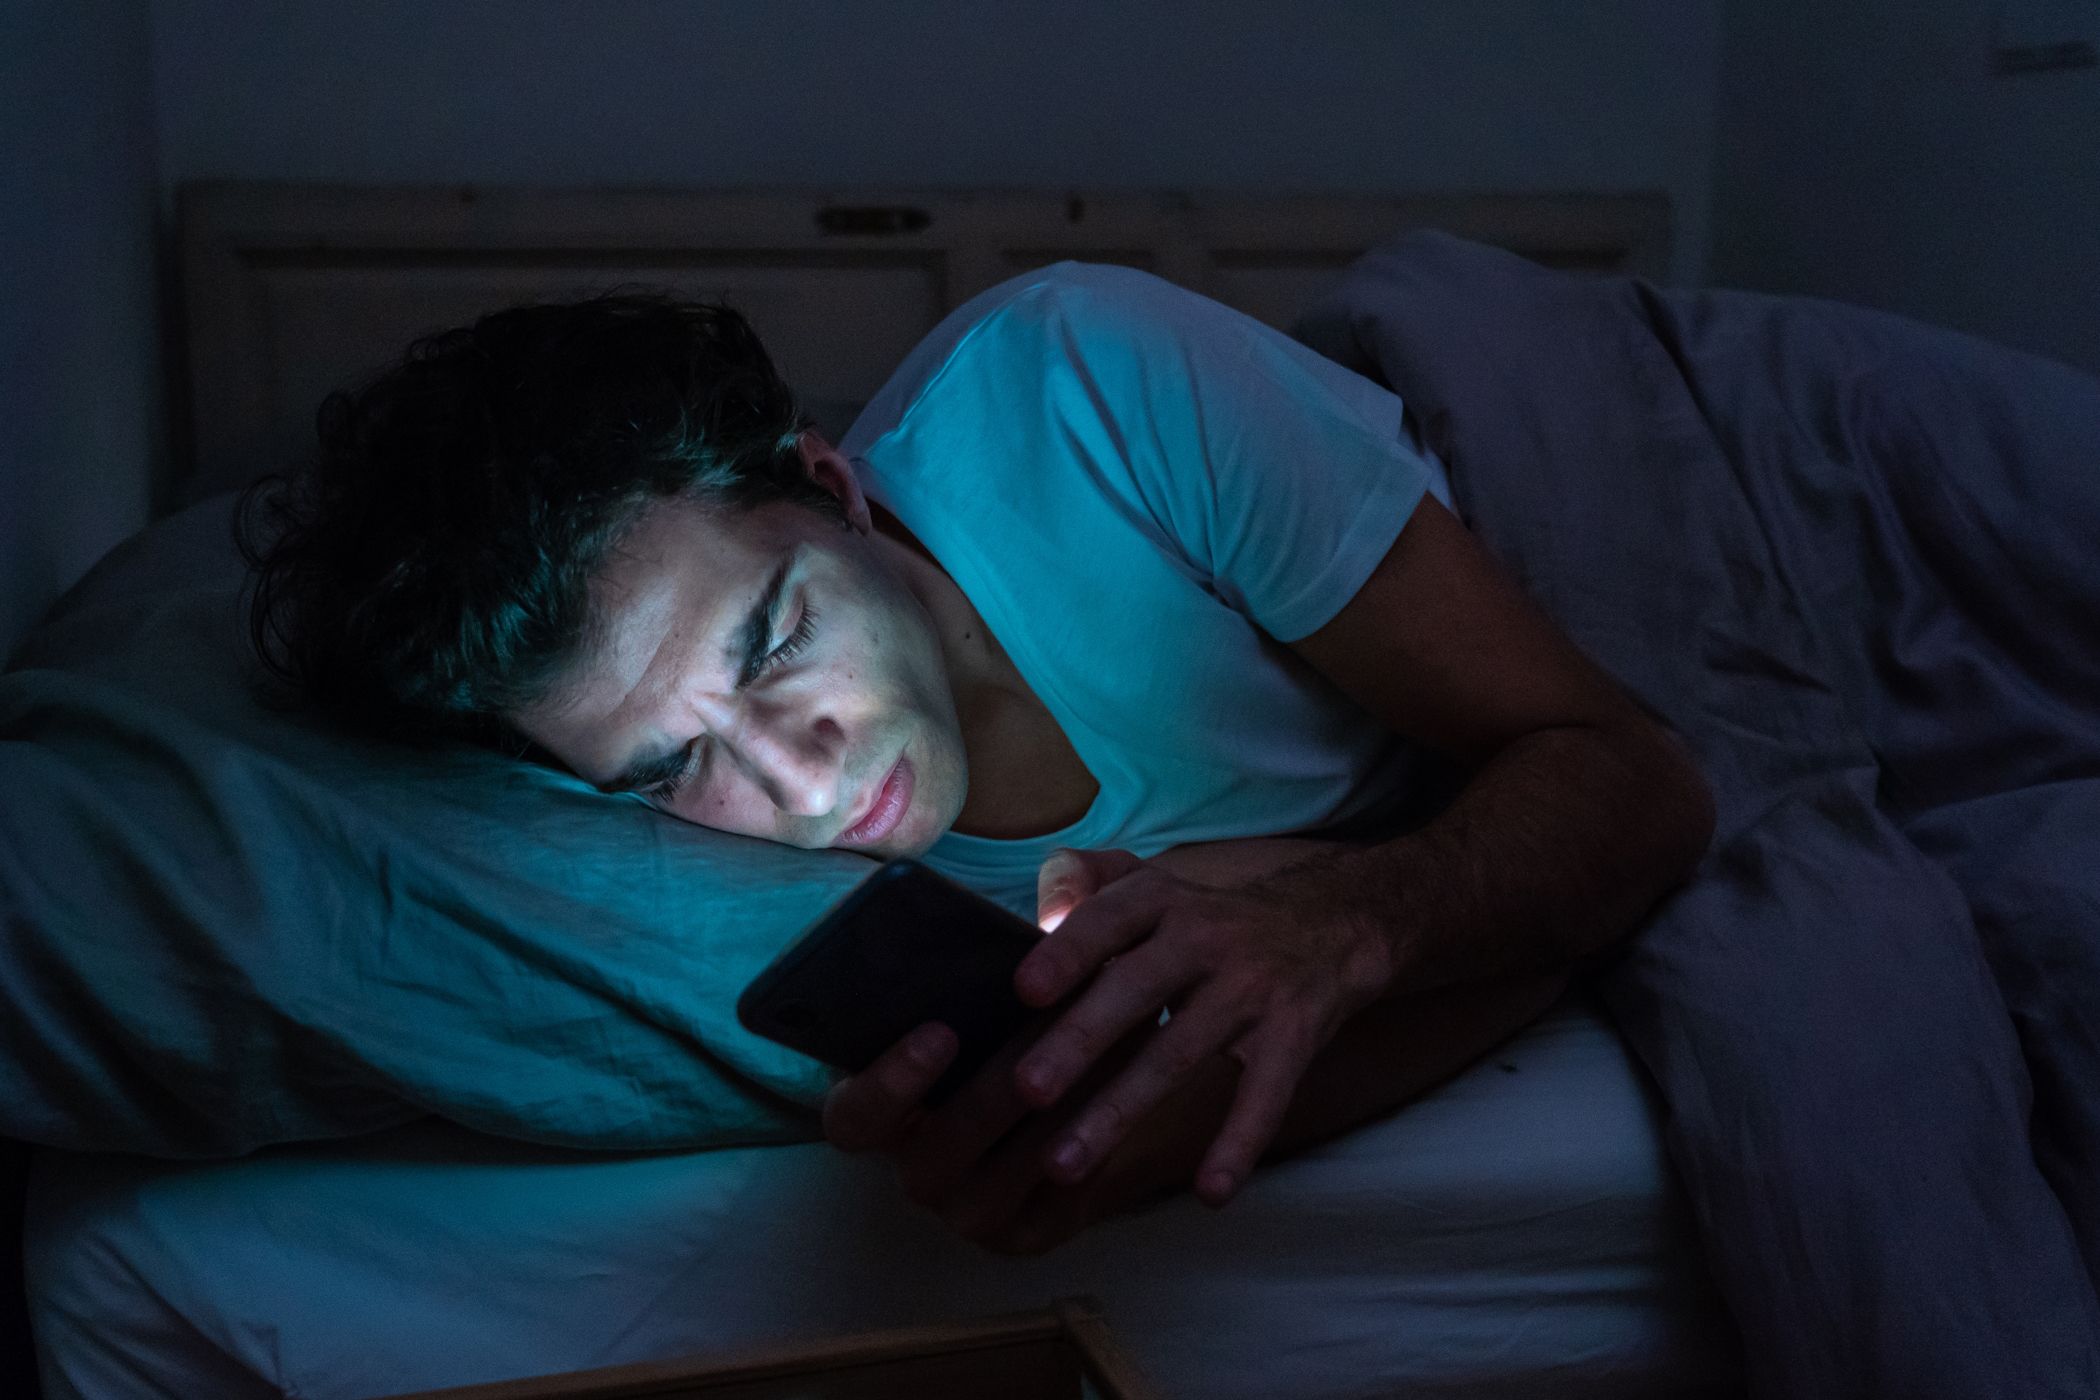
[679,797,789,845]
[665,780,759,833]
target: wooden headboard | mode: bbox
[174,183,1670,504]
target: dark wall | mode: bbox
[145,0,1723,294]
[0,0,163,663]
[1711,0,2100,376]
[5,1,1731,662]
[1,1139,37,1399]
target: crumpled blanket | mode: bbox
[1296,231,2100,1399]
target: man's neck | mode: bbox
[867,496,941,570]
[868,497,1025,702]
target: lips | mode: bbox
[843,765,890,836]
[838,755,909,846]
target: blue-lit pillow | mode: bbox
[0,497,859,1157]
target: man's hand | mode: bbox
[1019,840,1392,1208]
[820,1009,1238,1256]
[824,833,1572,1253]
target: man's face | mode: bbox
[513,444,969,858]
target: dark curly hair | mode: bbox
[238,290,847,747]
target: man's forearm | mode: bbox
[1267,969,1570,1160]
[1137,831,1588,1178]
[1248,723,1716,997]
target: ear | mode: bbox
[794,429,873,534]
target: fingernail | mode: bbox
[908,1025,951,1066]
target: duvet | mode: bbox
[1295,231,2100,1398]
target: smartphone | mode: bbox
[736,859,1053,1106]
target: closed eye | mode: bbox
[648,602,820,805]
[646,743,702,803]
[761,601,820,674]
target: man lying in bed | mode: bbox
[242,265,1714,1256]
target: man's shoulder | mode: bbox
[938,262,1248,400]
[948,260,1194,354]
[844,262,1197,454]
[974,258,1176,312]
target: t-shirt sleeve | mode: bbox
[1022,265,1438,643]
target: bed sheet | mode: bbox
[26,991,1742,1399]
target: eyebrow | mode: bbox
[600,554,794,796]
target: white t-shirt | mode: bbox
[838,262,1456,922]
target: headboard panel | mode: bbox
[175,183,1669,503]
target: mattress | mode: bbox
[25,991,1743,1399]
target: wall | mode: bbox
[4,0,1726,658]
[1710,0,2100,376]
[0,0,164,661]
[148,0,1722,285]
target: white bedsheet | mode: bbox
[25,992,1744,1399]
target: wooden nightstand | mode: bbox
[381,1296,1162,1400]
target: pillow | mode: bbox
[1,496,866,1157]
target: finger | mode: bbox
[1012,940,1197,1108]
[820,1022,955,1152]
[1035,848,1093,932]
[991,1050,1221,1254]
[1015,869,1165,1009]
[1037,847,1143,932]
[1037,996,1250,1185]
[1194,1031,1312,1208]
[934,1102,1071,1249]
[943,1012,1161,1252]
[892,1011,1054,1208]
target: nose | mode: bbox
[718,708,847,818]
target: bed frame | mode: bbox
[172,182,1670,506]
[383,1296,1157,1400]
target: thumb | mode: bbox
[1036,847,1144,932]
